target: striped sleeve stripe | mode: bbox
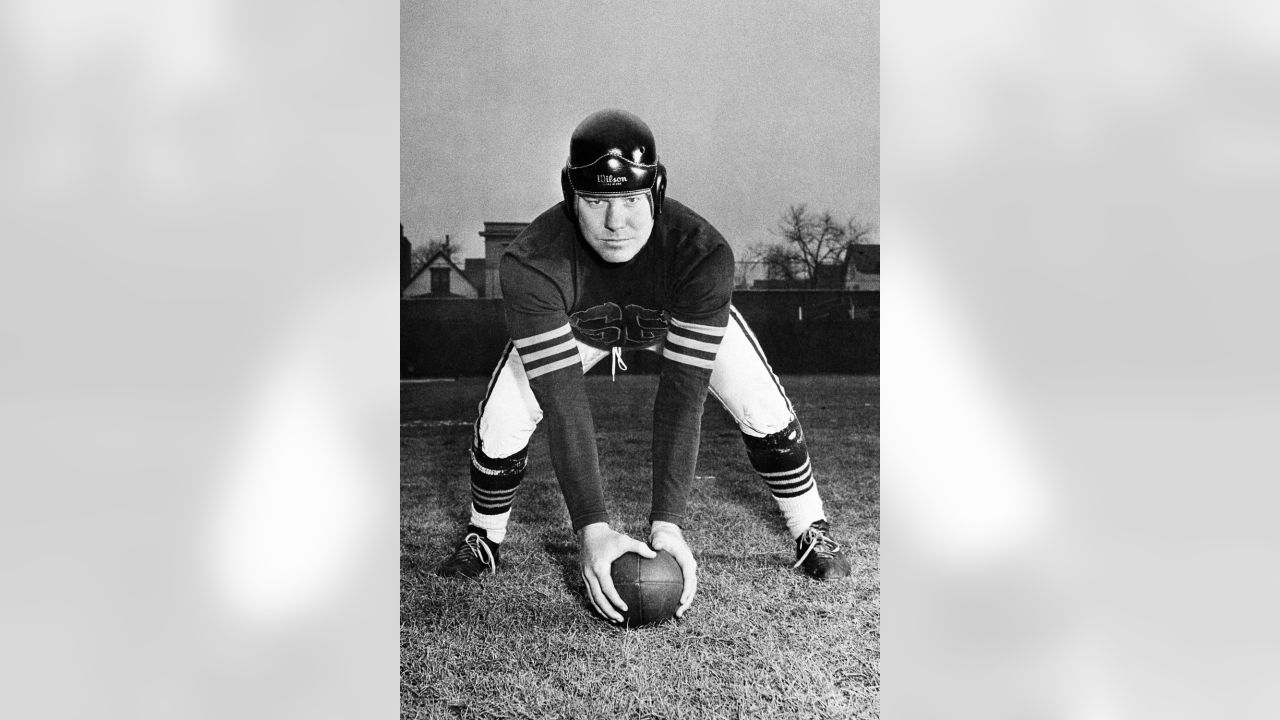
[663,343,717,369]
[665,342,718,362]
[513,325,572,347]
[669,317,727,336]
[521,338,576,364]
[665,331,720,356]
[664,317,726,369]
[512,325,580,378]
[525,349,579,378]
[519,333,573,356]
[671,328,724,346]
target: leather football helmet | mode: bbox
[560,109,667,218]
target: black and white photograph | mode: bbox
[401,2,880,717]
[11,0,1280,718]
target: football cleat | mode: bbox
[435,525,501,578]
[793,520,852,580]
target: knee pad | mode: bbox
[741,419,807,471]
[470,443,529,479]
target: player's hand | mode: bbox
[577,522,656,623]
[649,520,697,618]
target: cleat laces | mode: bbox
[450,532,497,575]
[793,525,842,569]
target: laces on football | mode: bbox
[793,526,842,569]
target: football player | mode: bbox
[435,109,852,623]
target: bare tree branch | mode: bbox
[757,206,877,288]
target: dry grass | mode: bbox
[402,374,879,719]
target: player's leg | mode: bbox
[463,343,539,545]
[706,306,851,580]
[437,341,609,578]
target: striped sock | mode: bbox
[742,420,827,539]
[773,487,826,540]
[469,509,510,544]
[467,444,528,545]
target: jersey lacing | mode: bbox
[610,347,628,381]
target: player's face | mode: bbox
[576,192,654,264]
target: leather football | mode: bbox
[609,550,684,628]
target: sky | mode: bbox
[401,0,878,259]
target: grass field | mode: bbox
[401,374,879,719]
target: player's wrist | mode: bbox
[577,521,613,542]
[650,520,683,539]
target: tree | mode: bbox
[410,235,461,275]
[750,205,876,288]
[748,240,804,284]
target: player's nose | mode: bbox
[604,200,628,231]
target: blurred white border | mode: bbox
[885,1,1280,718]
[5,0,1280,717]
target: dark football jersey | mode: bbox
[500,198,734,530]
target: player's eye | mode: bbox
[584,198,604,207]
[624,196,639,205]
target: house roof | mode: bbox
[404,250,482,295]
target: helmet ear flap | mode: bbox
[560,166,576,219]
[651,164,667,216]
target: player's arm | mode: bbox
[650,243,733,528]
[648,243,734,615]
[500,254,649,623]
[501,254,610,530]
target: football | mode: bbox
[609,550,684,628]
